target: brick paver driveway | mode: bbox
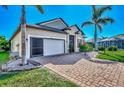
[30,53,124,87]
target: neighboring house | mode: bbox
[86,38,102,44]
[10,18,85,61]
[86,38,94,43]
[97,34,124,49]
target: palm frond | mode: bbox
[97,17,114,25]
[35,5,44,13]
[98,5,112,17]
[92,5,96,14]
[2,5,8,9]
[97,24,103,32]
[92,5,97,20]
[81,21,94,28]
[97,19,107,25]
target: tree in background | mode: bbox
[82,5,114,50]
[0,36,10,51]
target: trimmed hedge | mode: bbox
[108,46,118,51]
[79,44,93,52]
[98,46,105,51]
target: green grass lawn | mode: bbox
[0,51,10,65]
[0,68,78,87]
[96,50,124,62]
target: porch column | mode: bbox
[66,34,69,53]
[74,34,77,52]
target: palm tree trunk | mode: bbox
[94,25,98,51]
[21,5,26,65]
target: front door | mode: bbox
[30,37,43,57]
[69,35,74,53]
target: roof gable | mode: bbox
[69,25,79,32]
[69,25,84,35]
[37,18,68,29]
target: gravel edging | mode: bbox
[0,59,43,72]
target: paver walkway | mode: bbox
[30,53,124,87]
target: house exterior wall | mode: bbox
[10,26,84,59]
[11,31,22,57]
[25,27,67,58]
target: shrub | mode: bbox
[108,46,113,51]
[98,46,105,51]
[108,46,117,51]
[69,45,74,53]
[79,44,93,52]
[113,46,117,51]
[80,45,87,52]
[0,36,10,51]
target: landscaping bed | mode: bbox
[0,68,78,87]
[96,50,124,62]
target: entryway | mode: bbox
[69,35,75,53]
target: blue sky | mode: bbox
[0,5,124,40]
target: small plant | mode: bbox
[98,46,105,51]
[108,46,113,51]
[79,44,93,52]
[69,45,74,53]
[80,45,87,52]
[108,46,118,51]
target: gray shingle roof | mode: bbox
[27,24,67,34]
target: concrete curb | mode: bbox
[90,58,119,64]
[90,52,120,64]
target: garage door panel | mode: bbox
[44,39,64,56]
[30,38,43,57]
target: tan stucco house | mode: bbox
[10,18,85,63]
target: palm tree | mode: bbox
[3,5,44,65]
[82,5,114,50]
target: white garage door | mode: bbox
[44,39,65,56]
